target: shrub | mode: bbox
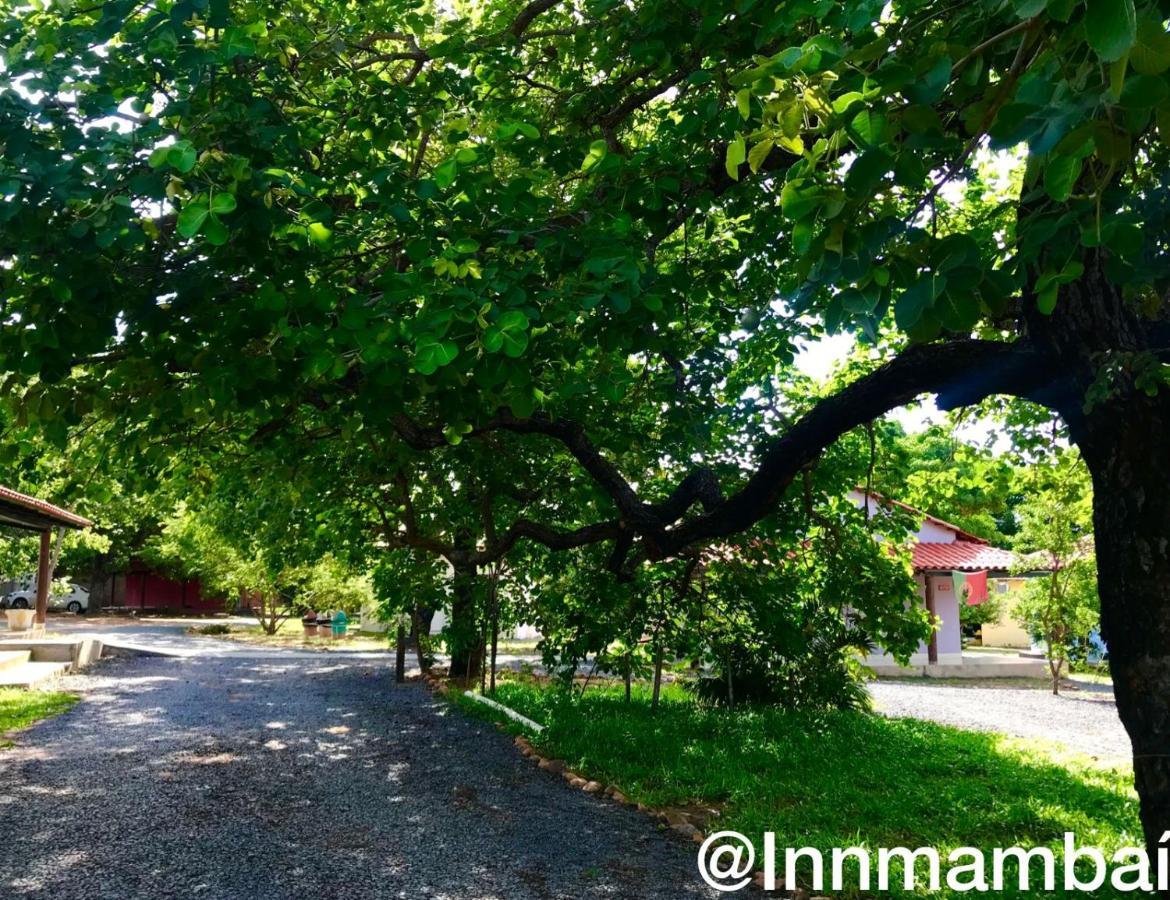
[193,623,232,635]
[691,643,872,712]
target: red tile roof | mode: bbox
[911,541,1016,573]
[0,485,93,529]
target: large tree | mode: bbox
[5,0,1170,849]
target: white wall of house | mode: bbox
[864,573,963,667]
[848,490,967,666]
[848,489,960,544]
[917,520,960,543]
[924,573,964,664]
[358,602,389,633]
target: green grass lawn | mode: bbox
[1069,669,1114,688]
[0,688,78,747]
[494,638,542,654]
[459,680,1141,898]
[187,618,388,650]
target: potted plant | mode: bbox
[5,608,36,632]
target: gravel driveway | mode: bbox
[869,679,1131,764]
[0,655,718,899]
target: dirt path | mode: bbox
[869,678,1130,764]
[0,655,717,899]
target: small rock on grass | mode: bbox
[582,781,602,793]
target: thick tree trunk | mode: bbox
[395,624,406,683]
[412,606,434,674]
[1077,396,1170,856]
[480,572,498,693]
[1034,259,1170,857]
[447,562,484,681]
[87,555,114,612]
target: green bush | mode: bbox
[690,643,872,711]
[193,623,232,635]
[959,593,1006,634]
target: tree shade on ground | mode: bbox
[3,0,1170,852]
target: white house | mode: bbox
[849,490,1019,667]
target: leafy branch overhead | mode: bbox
[0,0,1166,530]
[1,1,1169,694]
[6,0,1170,846]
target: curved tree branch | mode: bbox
[466,518,622,566]
[509,0,565,38]
[648,466,723,522]
[391,339,1058,572]
[392,411,648,521]
[657,339,1054,556]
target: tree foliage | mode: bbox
[890,426,1022,541]
[1012,451,1099,693]
[144,492,374,632]
[5,0,1166,570]
[5,0,1170,845]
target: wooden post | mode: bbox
[34,529,51,626]
[924,575,939,665]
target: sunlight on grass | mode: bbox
[460,681,1140,899]
[187,617,388,650]
[0,689,78,746]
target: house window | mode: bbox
[995,580,1009,594]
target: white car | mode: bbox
[3,582,90,614]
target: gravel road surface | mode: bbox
[0,655,718,899]
[869,678,1131,764]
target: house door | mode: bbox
[924,576,939,664]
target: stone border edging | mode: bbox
[421,673,826,896]
[420,676,714,841]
